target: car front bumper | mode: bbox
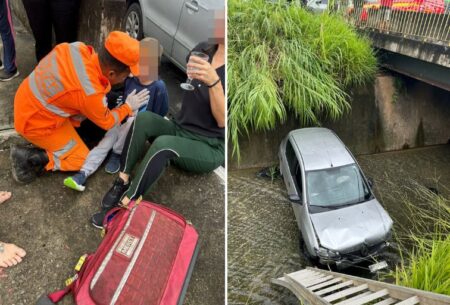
[318,241,390,269]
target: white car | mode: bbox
[279,128,393,270]
[305,0,329,12]
[124,0,224,71]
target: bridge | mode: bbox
[343,0,450,90]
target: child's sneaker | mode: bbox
[64,171,87,191]
[105,152,121,174]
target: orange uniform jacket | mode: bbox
[14,42,133,171]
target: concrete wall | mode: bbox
[77,0,127,50]
[10,0,127,50]
[229,72,450,169]
[368,32,450,68]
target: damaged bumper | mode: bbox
[317,241,390,269]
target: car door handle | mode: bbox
[185,1,199,12]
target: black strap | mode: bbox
[207,78,221,88]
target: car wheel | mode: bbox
[124,3,143,40]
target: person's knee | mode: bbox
[135,111,159,130]
[150,136,179,156]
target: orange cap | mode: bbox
[105,31,139,75]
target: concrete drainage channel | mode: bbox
[227,145,450,305]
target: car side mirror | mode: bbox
[367,177,374,188]
[289,194,303,204]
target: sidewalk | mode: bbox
[0,12,225,305]
[0,152,225,305]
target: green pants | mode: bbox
[121,111,224,200]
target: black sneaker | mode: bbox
[105,152,121,174]
[0,69,19,82]
[101,177,129,210]
[91,210,107,229]
[0,59,3,70]
[10,145,49,184]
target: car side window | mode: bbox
[286,140,302,194]
[295,164,303,195]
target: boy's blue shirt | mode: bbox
[122,77,169,116]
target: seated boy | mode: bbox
[63,42,168,191]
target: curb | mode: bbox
[0,128,28,150]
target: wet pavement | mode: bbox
[227,145,450,305]
[0,152,225,305]
[0,12,224,305]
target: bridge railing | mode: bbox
[342,0,450,45]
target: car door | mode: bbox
[283,140,318,254]
[296,163,319,256]
[172,0,223,71]
[141,0,185,62]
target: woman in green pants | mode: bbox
[91,41,225,227]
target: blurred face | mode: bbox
[138,38,160,84]
[207,8,225,44]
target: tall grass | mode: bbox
[394,235,450,294]
[390,183,450,295]
[228,0,377,158]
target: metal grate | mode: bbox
[341,0,450,44]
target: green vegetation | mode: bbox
[228,0,377,158]
[395,235,450,294]
[391,184,450,295]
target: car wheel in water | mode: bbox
[124,3,143,40]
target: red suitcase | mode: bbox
[37,199,199,305]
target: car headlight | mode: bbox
[316,247,340,259]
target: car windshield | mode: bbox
[306,164,371,208]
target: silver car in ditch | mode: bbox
[279,128,393,269]
[124,0,223,71]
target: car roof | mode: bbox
[288,128,355,171]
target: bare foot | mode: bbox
[0,242,26,268]
[0,191,11,204]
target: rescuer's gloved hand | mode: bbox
[125,89,150,112]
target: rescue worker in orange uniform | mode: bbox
[10,31,150,184]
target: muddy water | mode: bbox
[227,145,450,305]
